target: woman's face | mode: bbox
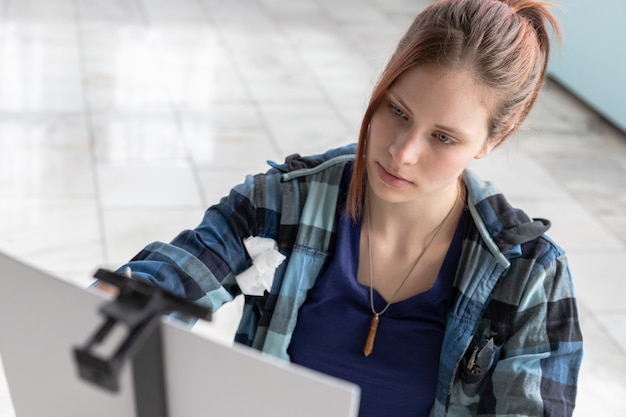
[366,64,497,205]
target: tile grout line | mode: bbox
[135,0,209,208]
[197,0,286,159]
[256,0,360,135]
[71,0,110,267]
[580,299,626,357]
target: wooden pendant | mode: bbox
[363,313,380,357]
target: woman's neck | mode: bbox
[366,181,464,246]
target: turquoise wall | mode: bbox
[548,1,626,132]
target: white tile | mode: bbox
[0,115,91,199]
[0,197,103,279]
[599,214,626,247]
[519,129,613,162]
[190,132,277,171]
[279,20,342,49]
[77,0,144,24]
[0,148,94,198]
[526,80,599,133]
[0,77,84,112]
[226,38,300,76]
[298,45,373,77]
[158,48,251,107]
[196,170,257,208]
[97,162,203,209]
[203,0,274,30]
[178,105,264,139]
[246,76,327,103]
[258,103,352,156]
[469,144,573,202]
[258,0,322,15]
[178,108,280,170]
[595,313,626,354]
[102,207,206,268]
[0,40,83,111]
[172,67,252,107]
[81,23,251,110]
[5,0,74,21]
[90,110,187,163]
[509,198,624,252]
[141,0,209,24]
[369,0,431,15]
[574,304,626,416]
[567,250,626,314]
[340,23,402,60]
[0,112,89,150]
[81,42,171,111]
[317,1,388,24]
[318,76,374,113]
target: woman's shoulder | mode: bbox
[463,169,564,261]
[233,144,356,201]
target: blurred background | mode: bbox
[0,0,625,415]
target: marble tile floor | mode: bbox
[1,0,625,415]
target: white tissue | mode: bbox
[235,236,286,296]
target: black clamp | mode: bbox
[74,268,212,393]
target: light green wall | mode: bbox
[548,1,626,132]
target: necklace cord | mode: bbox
[362,186,462,356]
[366,191,459,316]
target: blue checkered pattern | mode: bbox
[120,144,582,416]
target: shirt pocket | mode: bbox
[461,337,501,387]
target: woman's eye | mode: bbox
[435,132,454,145]
[389,104,406,118]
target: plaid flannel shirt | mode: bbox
[121,144,582,416]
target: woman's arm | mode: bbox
[114,173,268,314]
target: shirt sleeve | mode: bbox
[116,173,265,314]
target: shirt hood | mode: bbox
[464,169,551,258]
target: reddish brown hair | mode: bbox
[346,0,561,219]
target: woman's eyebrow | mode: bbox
[433,123,471,140]
[388,89,473,139]
[387,90,414,117]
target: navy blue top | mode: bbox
[288,205,464,417]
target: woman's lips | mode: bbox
[376,163,413,188]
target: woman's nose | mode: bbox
[389,131,422,165]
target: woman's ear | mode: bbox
[476,122,516,159]
[474,139,500,159]
[474,137,502,159]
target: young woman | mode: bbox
[114,0,582,415]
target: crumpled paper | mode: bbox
[235,236,286,296]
